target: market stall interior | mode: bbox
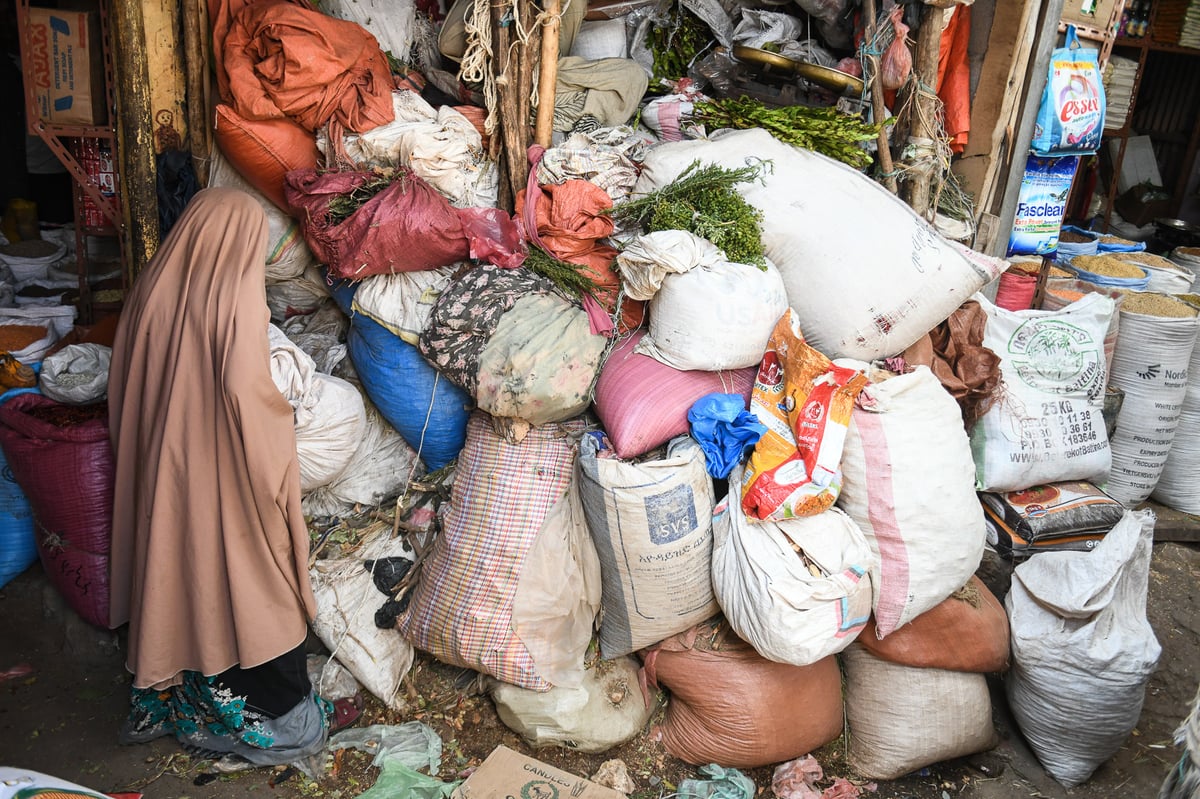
[2,0,1200,797]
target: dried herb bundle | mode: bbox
[610,160,768,267]
[692,97,880,169]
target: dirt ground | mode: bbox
[1,537,1197,799]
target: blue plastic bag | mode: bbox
[1007,155,1079,257]
[347,313,470,471]
[1031,25,1106,157]
[687,393,766,479]
[0,370,39,589]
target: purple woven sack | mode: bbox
[0,394,113,628]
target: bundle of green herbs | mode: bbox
[325,169,395,226]
[523,245,603,301]
[691,96,880,169]
[609,160,768,268]
[645,4,712,90]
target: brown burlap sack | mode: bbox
[858,574,1010,673]
[641,620,842,768]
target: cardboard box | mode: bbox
[25,7,107,126]
[453,748,626,799]
[1061,0,1119,33]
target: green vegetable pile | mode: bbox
[522,245,603,300]
[646,5,711,90]
[692,97,880,170]
[610,160,768,268]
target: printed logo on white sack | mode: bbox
[1008,319,1104,399]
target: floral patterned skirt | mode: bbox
[119,645,330,767]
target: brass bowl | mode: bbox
[731,45,865,96]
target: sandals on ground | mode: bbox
[329,693,363,733]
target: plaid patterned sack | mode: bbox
[398,412,600,690]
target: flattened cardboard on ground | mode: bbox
[453,747,627,799]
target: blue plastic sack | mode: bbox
[1097,237,1147,254]
[1065,261,1150,290]
[1031,25,1105,157]
[0,381,39,589]
[1056,225,1100,260]
[348,313,470,471]
[0,445,37,589]
[687,393,766,479]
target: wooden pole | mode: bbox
[902,4,945,220]
[110,0,160,278]
[182,0,212,186]
[533,0,561,147]
[861,0,897,193]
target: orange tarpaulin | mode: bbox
[220,0,394,135]
[516,177,645,333]
[937,4,971,154]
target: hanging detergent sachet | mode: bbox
[1031,25,1106,157]
[1007,154,1080,257]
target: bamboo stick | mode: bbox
[862,0,897,193]
[533,0,561,147]
[902,4,945,219]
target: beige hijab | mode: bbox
[108,188,316,689]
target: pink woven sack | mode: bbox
[0,395,113,628]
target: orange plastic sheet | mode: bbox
[219,0,394,135]
[516,174,645,333]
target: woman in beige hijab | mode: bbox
[107,188,335,769]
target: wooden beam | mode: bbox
[901,4,945,219]
[862,0,896,193]
[182,0,212,185]
[952,0,1040,225]
[110,0,160,278]
[533,0,560,147]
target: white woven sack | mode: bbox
[1005,509,1161,788]
[0,305,76,363]
[266,265,331,323]
[579,435,719,659]
[487,655,655,753]
[352,265,458,346]
[38,343,111,404]
[207,145,316,283]
[970,292,1115,491]
[837,364,985,638]
[303,401,424,518]
[712,463,875,666]
[636,249,788,371]
[1153,306,1200,512]
[310,528,416,711]
[631,128,1006,359]
[1105,306,1200,505]
[842,643,995,780]
[321,0,416,62]
[268,325,366,491]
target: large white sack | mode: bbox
[618,231,788,371]
[268,325,366,490]
[321,0,417,65]
[1152,302,1200,512]
[578,435,719,659]
[487,655,656,753]
[322,91,494,207]
[310,528,417,711]
[631,128,1006,360]
[352,265,459,346]
[712,464,875,666]
[970,292,1114,492]
[37,343,110,404]
[1005,509,1161,788]
[1105,304,1200,506]
[207,145,317,283]
[266,265,332,323]
[302,401,425,518]
[0,305,76,363]
[842,643,995,780]
[836,364,985,638]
